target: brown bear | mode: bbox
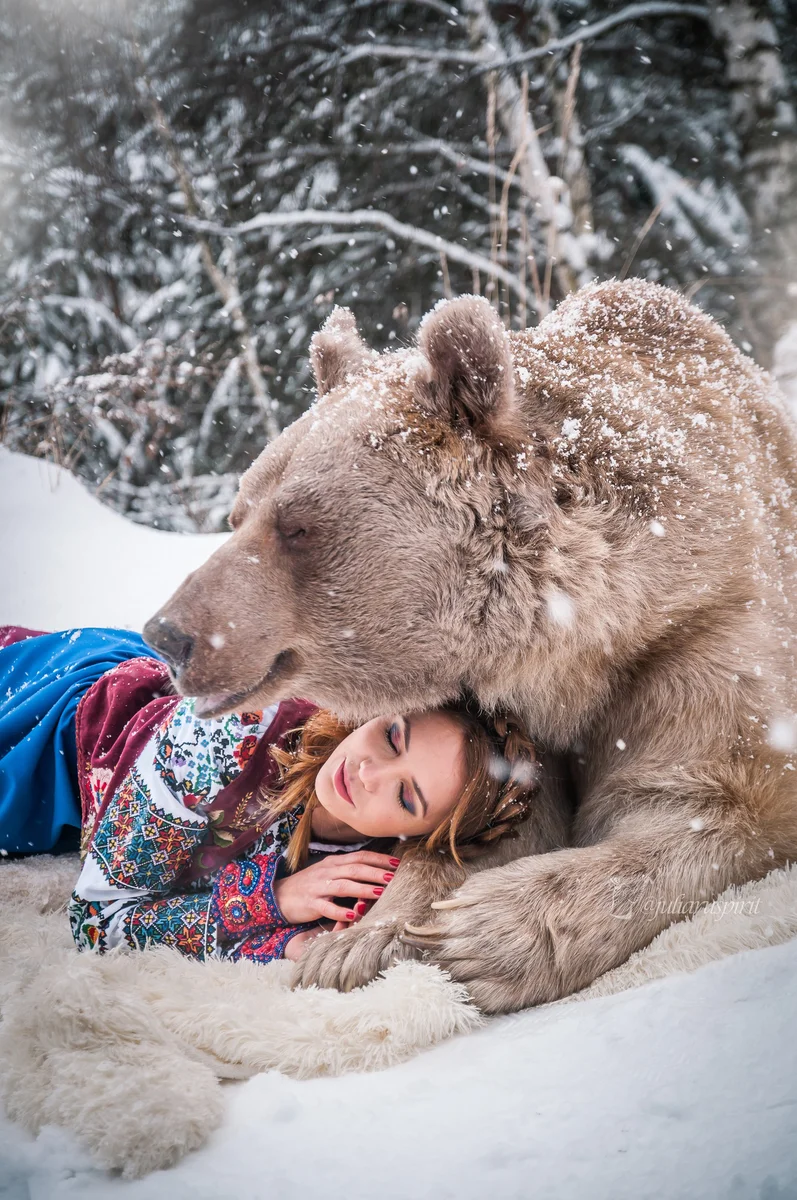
[144,279,797,1013]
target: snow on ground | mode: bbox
[1,939,795,1200]
[0,448,227,631]
[1,449,796,1199]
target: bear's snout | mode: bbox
[143,616,195,672]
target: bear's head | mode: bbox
[144,297,554,720]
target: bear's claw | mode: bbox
[293,917,420,991]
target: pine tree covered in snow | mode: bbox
[1,0,796,529]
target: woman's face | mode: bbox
[314,711,468,841]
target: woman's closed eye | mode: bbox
[398,782,416,816]
[385,722,416,816]
[385,721,401,755]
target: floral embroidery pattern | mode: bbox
[185,804,302,874]
[124,894,216,959]
[80,764,114,856]
[212,853,283,938]
[153,699,270,810]
[250,809,302,856]
[233,735,259,770]
[68,894,107,952]
[228,926,307,963]
[91,768,205,890]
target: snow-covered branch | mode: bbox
[333,44,484,69]
[40,295,137,350]
[619,144,749,251]
[184,207,530,305]
[492,3,710,71]
[330,4,710,73]
[243,136,524,194]
[708,0,797,231]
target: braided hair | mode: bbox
[418,704,539,864]
[266,702,539,871]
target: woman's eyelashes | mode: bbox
[398,783,415,816]
[385,721,401,755]
[385,722,416,816]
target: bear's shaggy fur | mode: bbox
[145,280,797,1013]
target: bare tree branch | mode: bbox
[620,198,669,279]
[41,295,137,350]
[551,38,594,277]
[329,4,710,73]
[242,137,525,192]
[498,72,531,322]
[331,43,485,70]
[184,208,529,303]
[484,3,710,71]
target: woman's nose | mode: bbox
[358,757,392,792]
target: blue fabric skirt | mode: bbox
[0,628,159,854]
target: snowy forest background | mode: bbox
[2,0,797,531]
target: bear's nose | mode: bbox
[143,617,195,671]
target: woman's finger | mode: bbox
[322,878,390,900]
[332,851,400,870]
[321,863,397,887]
[317,902,357,924]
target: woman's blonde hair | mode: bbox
[266,704,539,872]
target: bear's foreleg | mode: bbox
[405,808,776,1014]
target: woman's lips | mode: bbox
[334,760,355,805]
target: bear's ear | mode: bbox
[310,307,373,397]
[416,296,518,439]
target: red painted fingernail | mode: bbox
[373,887,384,896]
[345,911,355,920]
[356,900,367,913]
[384,873,394,882]
[389,858,400,867]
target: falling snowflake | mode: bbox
[546,589,575,628]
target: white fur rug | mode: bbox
[1,854,796,1179]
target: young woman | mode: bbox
[0,625,538,964]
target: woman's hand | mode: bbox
[274,850,399,926]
